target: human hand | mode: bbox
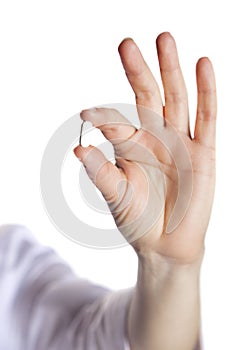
[74,32,217,265]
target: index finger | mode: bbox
[118,38,163,118]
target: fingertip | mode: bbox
[73,145,94,162]
[118,37,135,53]
[156,32,174,48]
[73,145,82,161]
[196,57,216,91]
[80,108,97,122]
[196,57,214,74]
[118,38,144,76]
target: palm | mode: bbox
[74,33,216,264]
[108,124,214,263]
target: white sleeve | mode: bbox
[0,224,133,350]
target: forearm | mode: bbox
[127,252,202,350]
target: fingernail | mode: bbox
[89,107,97,113]
[119,37,134,46]
[81,107,97,115]
[123,37,134,41]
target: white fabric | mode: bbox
[0,225,133,350]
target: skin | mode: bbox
[74,32,217,350]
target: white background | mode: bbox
[0,1,232,349]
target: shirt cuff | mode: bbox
[124,338,131,350]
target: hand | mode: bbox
[74,32,217,265]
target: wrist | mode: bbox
[136,249,203,282]
[129,247,202,350]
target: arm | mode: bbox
[74,32,217,349]
[128,252,202,350]
[0,224,133,350]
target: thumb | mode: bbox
[73,144,124,203]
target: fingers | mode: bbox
[156,32,189,134]
[73,144,123,202]
[118,38,163,118]
[80,107,137,145]
[194,57,217,148]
